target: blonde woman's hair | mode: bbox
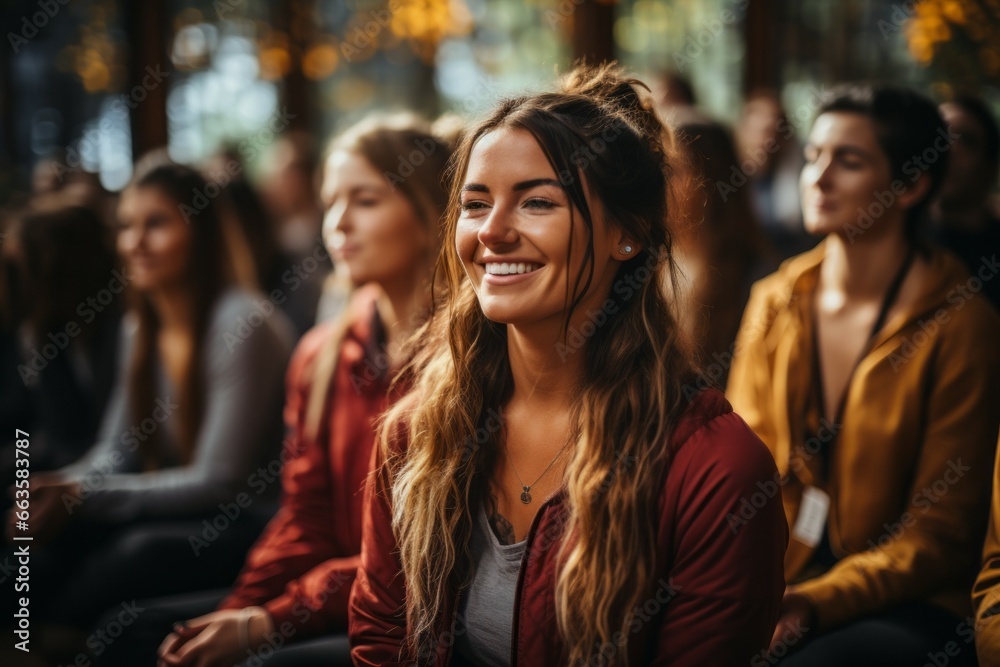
[380,63,697,665]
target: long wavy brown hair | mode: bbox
[380,63,697,665]
[124,158,229,467]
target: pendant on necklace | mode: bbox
[520,486,532,504]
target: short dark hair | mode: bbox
[816,84,948,238]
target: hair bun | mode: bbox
[558,61,664,145]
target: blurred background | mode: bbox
[1,0,998,202]
[2,4,1000,665]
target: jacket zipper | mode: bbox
[509,492,564,666]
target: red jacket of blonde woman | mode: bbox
[218,286,402,639]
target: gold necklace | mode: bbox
[504,437,573,504]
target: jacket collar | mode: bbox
[339,285,390,389]
[776,239,976,349]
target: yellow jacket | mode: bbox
[974,441,1000,665]
[727,241,1000,632]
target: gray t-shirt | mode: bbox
[60,288,294,522]
[454,503,527,667]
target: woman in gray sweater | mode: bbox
[5,158,294,636]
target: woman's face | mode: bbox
[456,127,630,330]
[800,111,900,239]
[117,185,193,291]
[321,149,431,289]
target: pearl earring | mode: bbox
[621,244,633,255]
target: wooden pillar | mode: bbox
[572,0,616,64]
[122,0,169,157]
[0,28,14,175]
[743,0,777,93]
[272,1,311,132]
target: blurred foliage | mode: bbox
[906,0,1000,88]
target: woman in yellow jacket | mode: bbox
[727,84,1000,665]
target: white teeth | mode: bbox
[484,262,540,275]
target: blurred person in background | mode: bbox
[735,89,813,259]
[89,115,456,667]
[728,84,999,665]
[928,94,1000,309]
[1,202,122,482]
[259,131,332,333]
[671,116,776,383]
[3,157,294,662]
[204,148,334,339]
[653,70,697,122]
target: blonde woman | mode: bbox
[349,64,787,666]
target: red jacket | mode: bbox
[349,388,788,666]
[219,287,397,639]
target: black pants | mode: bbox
[95,589,351,667]
[3,510,270,631]
[775,602,978,667]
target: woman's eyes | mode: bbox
[803,151,863,170]
[523,198,556,210]
[460,198,557,211]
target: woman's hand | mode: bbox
[769,589,813,654]
[157,607,275,667]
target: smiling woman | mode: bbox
[349,63,788,667]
